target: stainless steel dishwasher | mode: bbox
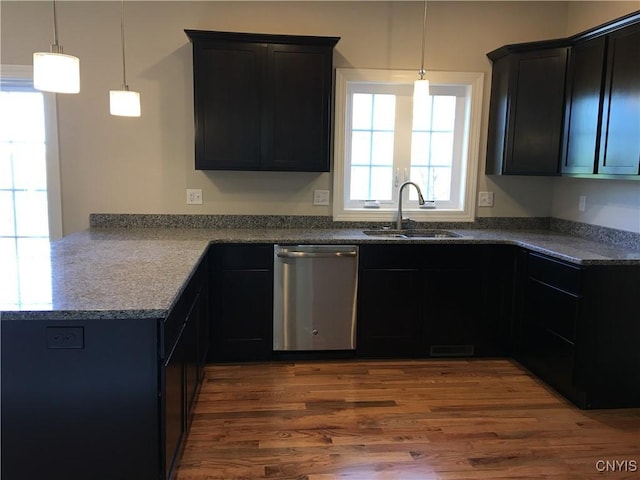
[273,245,358,351]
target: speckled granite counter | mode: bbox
[1,226,639,320]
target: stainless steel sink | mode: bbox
[363,229,463,239]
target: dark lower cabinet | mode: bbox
[209,244,273,361]
[163,254,209,479]
[1,254,210,480]
[514,250,640,409]
[358,267,422,357]
[1,318,161,480]
[358,245,508,359]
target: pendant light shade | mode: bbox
[413,0,430,120]
[110,0,141,117]
[110,88,141,117]
[413,78,430,126]
[33,1,80,94]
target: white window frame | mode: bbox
[1,64,63,240]
[332,68,484,223]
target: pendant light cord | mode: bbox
[51,0,60,52]
[120,0,128,89]
[419,0,427,79]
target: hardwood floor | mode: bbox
[176,359,640,480]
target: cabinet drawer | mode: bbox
[215,244,273,269]
[527,253,581,293]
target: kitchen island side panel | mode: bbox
[1,317,161,480]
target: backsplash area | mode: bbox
[89,214,639,250]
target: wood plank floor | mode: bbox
[176,359,640,480]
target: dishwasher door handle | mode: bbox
[276,250,357,259]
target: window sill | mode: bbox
[333,208,475,223]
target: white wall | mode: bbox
[1,1,637,234]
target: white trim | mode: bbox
[332,68,484,223]
[1,65,63,240]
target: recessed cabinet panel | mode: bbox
[506,49,567,175]
[358,268,422,357]
[267,45,332,171]
[562,37,606,174]
[194,43,264,170]
[598,22,640,175]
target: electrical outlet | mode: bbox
[478,191,494,207]
[46,327,84,349]
[186,189,203,205]
[579,195,586,212]
[313,189,330,206]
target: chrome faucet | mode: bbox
[396,181,425,229]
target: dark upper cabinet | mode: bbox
[488,11,640,178]
[185,30,339,172]
[562,16,640,176]
[561,37,606,174]
[486,44,568,175]
[598,21,640,175]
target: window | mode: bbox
[0,65,62,309]
[333,68,484,222]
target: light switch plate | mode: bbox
[313,189,330,206]
[478,191,494,207]
[186,189,203,205]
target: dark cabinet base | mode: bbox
[1,318,161,480]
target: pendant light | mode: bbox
[33,0,80,94]
[413,0,429,125]
[110,0,141,117]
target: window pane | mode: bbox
[16,238,52,308]
[410,131,430,167]
[350,165,371,200]
[370,166,393,200]
[371,132,394,166]
[412,94,433,131]
[351,131,372,166]
[431,132,454,166]
[15,190,49,237]
[372,94,396,130]
[432,96,456,131]
[0,92,45,143]
[12,143,47,190]
[0,238,19,307]
[352,93,372,130]
[0,144,13,189]
[433,167,452,200]
[0,191,16,236]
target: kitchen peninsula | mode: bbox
[2,218,639,480]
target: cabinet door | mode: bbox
[193,41,265,170]
[183,297,200,423]
[164,330,185,478]
[598,23,640,175]
[211,245,273,361]
[561,37,606,174]
[519,278,582,405]
[505,48,568,175]
[358,268,422,357]
[264,44,333,172]
[423,267,479,357]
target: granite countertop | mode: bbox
[1,226,639,320]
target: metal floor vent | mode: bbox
[430,345,475,357]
